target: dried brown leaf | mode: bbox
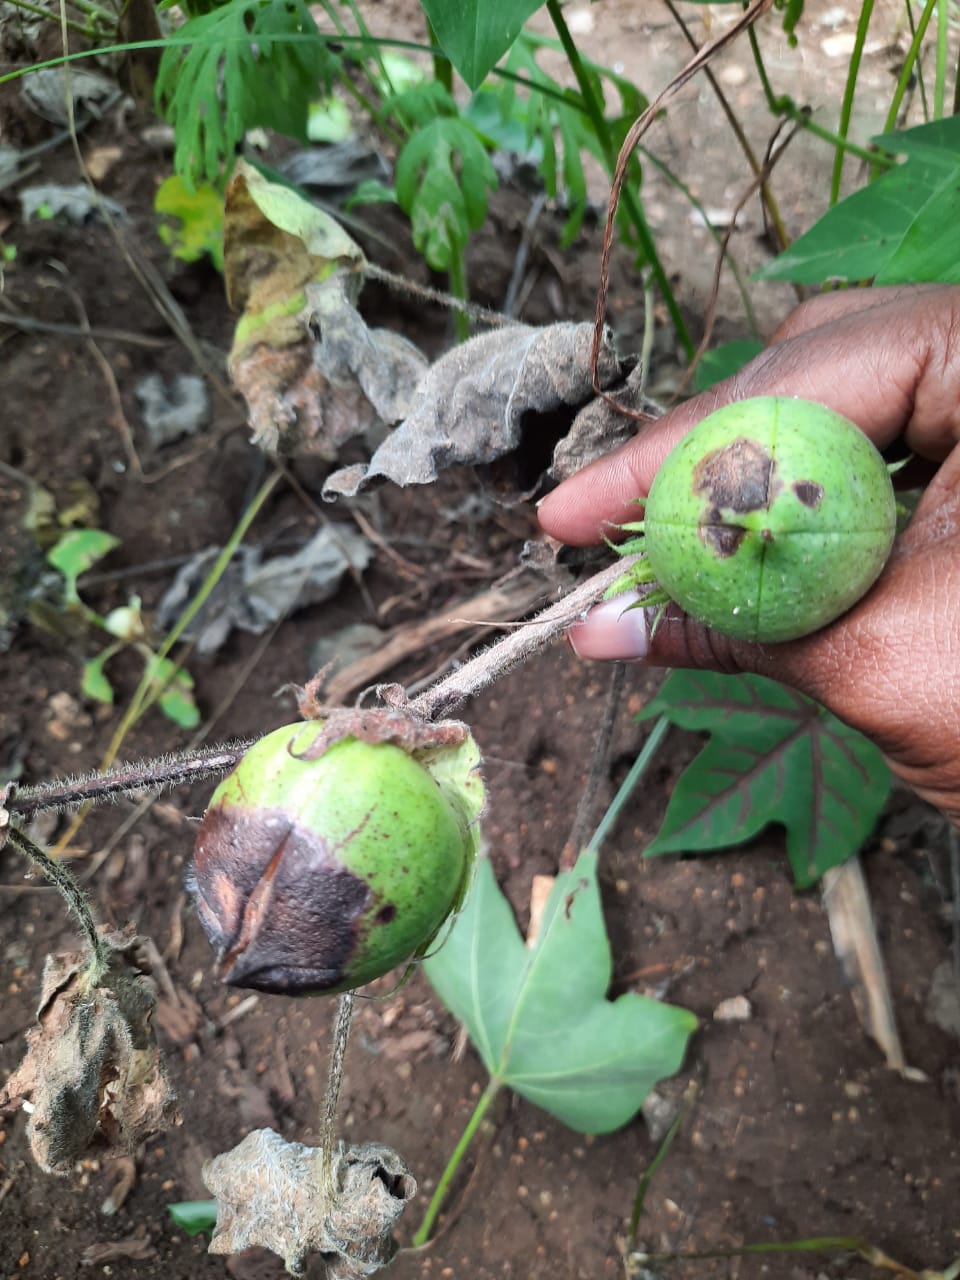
[224,163,426,458]
[202,1129,416,1278]
[322,321,629,503]
[81,1224,156,1264]
[0,933,179,1174]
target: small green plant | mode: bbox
[43,528,200,728]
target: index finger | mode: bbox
[538,284,960,545]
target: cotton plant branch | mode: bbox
[2,554,641,821]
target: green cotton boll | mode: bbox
[638,397,897,643]
[191,721,481,996]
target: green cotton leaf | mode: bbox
[756,115,960,286]
[419,0,547,89]
[693,339,765,392]
[641,672,891,888]
[150,657,201,729]
[155,0,339,186]
[155,176,224,270]
[168,1200,218,1237]
[395,118,497,271]
[47,529,121,603]
[424,851,696,1134]
[81,650,116,705]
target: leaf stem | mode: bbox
[411,1077,501,1246]
[829,0,875,205]
[6,825,111,983]
[880,0,936,138]
[589,714,669,854]
[447,248,470,342]
[544,0,694,360]
[409,553,645,722]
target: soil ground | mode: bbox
[1,3,959,1279]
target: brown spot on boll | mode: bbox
[793,480,824,508]
[693,437,779,513]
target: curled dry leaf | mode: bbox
[322,321,630,502]
[224,161,427,457]
[202,1129,416,1277]
[0,932,179,1174]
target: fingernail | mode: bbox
[568,593,651,661]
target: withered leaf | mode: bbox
[322,321,629,502]
[0,933,179,1174]
[202,1129,416,1278]
[225,161,427,458]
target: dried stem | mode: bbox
[318,992,355,1197]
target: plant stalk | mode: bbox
[318,992,355,1200]
[829,0,876,204]
[6,825,111,983]
[589,714,669,853]
[411,1077,501,1246]
[545,0,694,359]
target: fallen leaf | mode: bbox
[225,162,427,458]
[81,1224,156,1263]
[155,525,372,656]
[202,1129,416,1277]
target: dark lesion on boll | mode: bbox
[792,480,824,508]
[693,437,780,559]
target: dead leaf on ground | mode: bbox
[202,1129,416,1277]
[81,1223,156,1263]
[155,524,372,656]
[0,932,179,1175]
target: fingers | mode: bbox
[567,443,960,824]
[538,284,960,546]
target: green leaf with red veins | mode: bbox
[640,672,890,888]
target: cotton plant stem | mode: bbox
[6,825,111,982]
[409,553,644,722]
[411,1077,502,1246]
[8,744,252,820]
[318,992,355,1199]
[588,714,670,854]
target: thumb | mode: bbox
[566,593,844,696]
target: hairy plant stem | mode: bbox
[411,1077,501,1246]
[8,744,252,820]
[409,553,644,722]
[545,0,694,360]
[317,992,355,1199]
[6,825,111,983]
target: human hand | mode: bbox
[537,285,960,823]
